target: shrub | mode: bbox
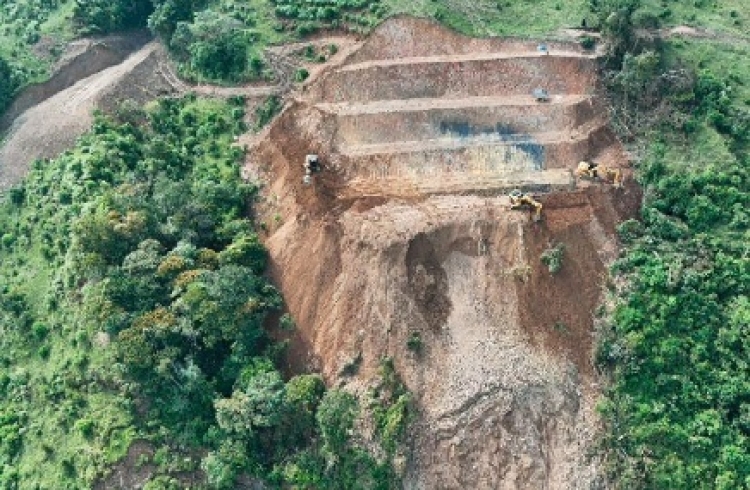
[294,68,310,82]
[1,233,16,249]
[9,187,25,206]
[0,55,20,114]
[540,243,565,274]
[406,332,423,353]
[254,95,283,130]
[316,390,357,455]
[75,418,95,438]
[617,219,644,243]
[37,345,50,359]
[32,321,50,340]
[579,35,596,50]
[279,313,296,331]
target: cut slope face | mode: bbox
[249,16,637,489]
[289,16,627,199]
[0,42,175,189]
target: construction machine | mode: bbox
[303,154,321,184]
[508,189,543,222]
[575,161,623,188]
[533,88,550,102]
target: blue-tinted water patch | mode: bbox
[439,121,521,139]
[515,142,545,170]
[439,120,545,170]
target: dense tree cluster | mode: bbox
[597,6,750,486]
[0,55,20,114]
[0,95,408,488]
[69,0,383,82]
[73,0,153,35]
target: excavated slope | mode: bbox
[250,16,639,489]
[0,42,176,189]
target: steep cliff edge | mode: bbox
[248,17,640,488]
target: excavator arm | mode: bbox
[509,192,543,222]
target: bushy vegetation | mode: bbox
[72,0,153,35]
[0,96,406,488]
[540,242,566,274]
[595,2,750,487]
[0,55,21,114]
[271,0,384,35]
[0,0,69,46]
[0,0,74,96]
[254,94,283,131]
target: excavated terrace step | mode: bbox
[338,168,574,199]
[341,123,602,157]
[316,94,591,115]
[336,50,596,72]
[317,95,598,148]
[334,120,618,179]
[311,54,597,103]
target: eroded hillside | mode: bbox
[248,17,640,488]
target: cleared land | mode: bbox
[248,16,639,489]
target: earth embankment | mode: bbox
[0,41,173,189]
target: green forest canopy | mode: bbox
[0,96,409,488]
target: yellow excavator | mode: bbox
[575,161,623,188]
[508,189,543,222]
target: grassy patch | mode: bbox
[383,0,588,37]
[639,0,748,37]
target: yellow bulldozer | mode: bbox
[575,161,623,188]
[508,189,543,222]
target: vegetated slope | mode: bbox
[590,4,750,488]
[0,96,407,489]
[0,97,259,488]
[249,16,639,488]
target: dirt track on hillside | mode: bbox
[0,34,360,192]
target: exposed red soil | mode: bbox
[517,183,640,379]
[247,15,638,489]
